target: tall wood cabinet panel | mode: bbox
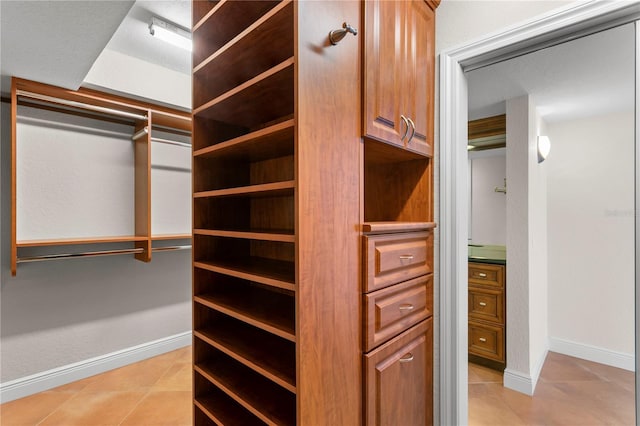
[361,1,438,425]
[191,1,360,424]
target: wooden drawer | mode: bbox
[468,262,504,289]
[468,286,504,325]
[364,275,433,351]
[468,321,504,363]
[365,318,433,426]
[364,231,432,292]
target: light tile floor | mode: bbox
[0,346,192,426]
[1,348,634,425]
[469,351,636,426]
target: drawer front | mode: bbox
[365,275,433,351]
[364,231,432,292]
[468,263,504,288]
[468,287,504,325]
[365,319,433,426]
[468,321,504,362]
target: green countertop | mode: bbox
[468,244,506,265]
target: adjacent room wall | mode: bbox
[547,110,635,369]
[469,148,506,245]
[504,95,549,395]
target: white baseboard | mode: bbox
[549,337,635,372]
[0,331,192,403]
[503,368,535,396]
[503,346,548,396]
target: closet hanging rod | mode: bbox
[16,90,148,121]
[131,127,191,148]
[17,245,192,263]
[151,137,191,148]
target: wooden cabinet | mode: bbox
[468,262,506,369]
[192,1,360,424]
[365,318,433,426]
[192,0,437,424]
[363,0,435,156]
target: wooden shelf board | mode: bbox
[364,137,429,164]
[193,1,293,106]
[194,258,295,292]
[362,221,437,234]
[152,110,192,133]
[194,1,289,72]
[194,394,260,426]
[194,290,295,342]
[194,359,295,426]
[193,59,294,130]
[16,236,148,247]
[193,119,294,161]
[193,180,295,199]
[195,325,296,392]
[194,228,294,243]
[151,234,192,241]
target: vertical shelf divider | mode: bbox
[10,77,18,276]
[134,113,152,262]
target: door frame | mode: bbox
[438,2,640,424]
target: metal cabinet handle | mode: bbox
[399,353,414,363]
[406,117,416,143]
[399,303,414,312]
[479,302,487,307]
[478,272,487,278]
[400,115,410,141]
[399,254,414,260]
[329,22,358,45]
[479,337,487,342]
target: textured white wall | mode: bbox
[469,149,506,245]
[529,107,549,378]
[505,95,531,376]
[505,95,549,390]
[547,111,634,355]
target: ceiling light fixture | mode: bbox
[149,17,192,52]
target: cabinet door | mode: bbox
[365,318,433,426]
[403,0,434,157]
[363,0,406,147]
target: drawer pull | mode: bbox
[478,272,487,277]
[479,337,487,343]
[399,353,414,363]
[399,254,414,260]
[398,303,415,312]
[479,302,487,307]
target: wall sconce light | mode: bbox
[149,17,192,52]
[537,135,551,163]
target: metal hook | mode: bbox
[329,22,358,45]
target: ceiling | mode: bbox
[103,0,191,75]
[0,0,190,95]
[467,22,635,124]
[0,1,135,92]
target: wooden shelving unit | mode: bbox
[10,77,192,275]
[192,0,361,424]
